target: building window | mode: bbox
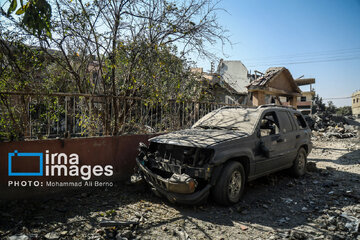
[357,98,359,103]
[300,96,306,102]
[354,99,356,104]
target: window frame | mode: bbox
[293,113,307,129]
[258,111,281,137]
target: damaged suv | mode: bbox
[135,105,312,205]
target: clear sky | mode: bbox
[193,0,360,107]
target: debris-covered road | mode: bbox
[1,138,360,240]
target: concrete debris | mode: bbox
[239,224,249,231]
[281,198,293,204]
[44,232,60,240]
[173,227,191,240]
[308,112,360,139]
[341,212,360,233]
[8,235,29,240]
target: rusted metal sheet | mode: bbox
[0,134,157,199]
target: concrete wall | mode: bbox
[0,134,157,199]
[297,91,315,102]
[219,61,249,93]
[270,71,295,93]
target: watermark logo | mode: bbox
[8,150,43,176]
[7,150,114,187]
[7,150,113,181]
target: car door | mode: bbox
[254,110,288,175]
[276,110,298,166]
[292,112,311,153]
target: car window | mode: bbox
[192,108,259,134]
[286,111,296,130]
[294,113,307,129]
[277,111,294,133]
[259,111,280,137]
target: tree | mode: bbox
[0,0,229,138]
[312,94,325,113]
[327,101,336,114]
[3,0,52,37]
[336,106,352,116]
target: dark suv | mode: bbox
[135,105,312,205]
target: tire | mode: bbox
[290,148,307,177]
[212,161,245,206]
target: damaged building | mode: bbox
[191,66,248,104]
[194,60,316,115]
[247,67,301,108]
[352,90,360,117]
[293,78,315,115]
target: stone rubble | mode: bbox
[308,113,360,139]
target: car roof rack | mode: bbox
[219,105,256,110]
[257,104,297,110]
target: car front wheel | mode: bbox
[291,148,307,177]
[212,161,245,205]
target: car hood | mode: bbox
[150,128,248,148]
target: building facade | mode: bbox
[294,78,315,115]
[194,60,316,110]
[217,60,250,94]
[247,67,301,108]
[296,91,315,115]
[352,90,360,116]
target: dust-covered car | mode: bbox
[134,105,312,205]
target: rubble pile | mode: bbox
[308,112,360,139]
[295,207,360,240]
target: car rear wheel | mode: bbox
[212,161,245,205]
[291,148,307,177]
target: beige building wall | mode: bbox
[297,91,314,102]
[352,90,360,116]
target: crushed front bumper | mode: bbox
[135,158,211,204]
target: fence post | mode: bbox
[73,96,76,134]
[29,97,32,138]
[65,96,68,133]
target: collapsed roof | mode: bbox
[247,67,301,96]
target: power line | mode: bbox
[246,53,360,65]
[243,47,360,61]
[246,55,360,67]
[322,96,352,100]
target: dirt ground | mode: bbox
[1,138,360,240]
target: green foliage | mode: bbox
[7,0,52,37]
[0,41,48,92]
[1,0,227,139]
[7,0,17,14]
[336,106,352,116]
[111,41,202,103]
[312,94,326,113]
[312,96,352,116]
[327,101,336,114]
[0,99,23,141]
